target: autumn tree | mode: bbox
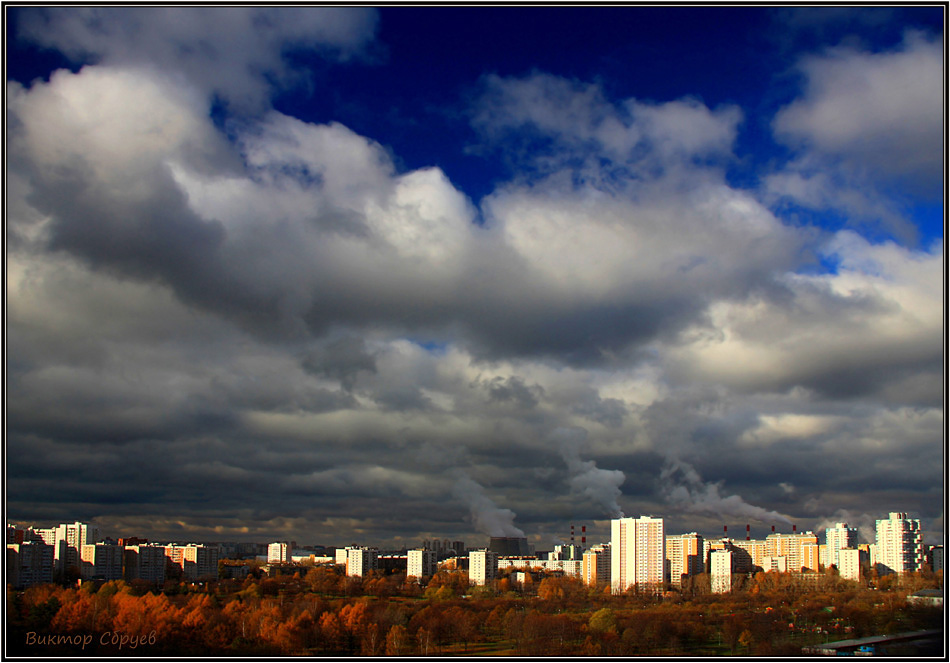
[385,624,409,655]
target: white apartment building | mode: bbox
[875,512,923,575]
[267,542,291,564]
[469,549,498,586]
[611,516,665,594]
[34,522,99,574]
[345,547,379,578]
[826,523,858,570]
[710,549,732,593]
[408,548,438,580]
[837,548,862,581]
[80,543,123,580]
[335,548,349,566]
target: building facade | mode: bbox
[837,548,862,581]
[407,548,438,580]
[267,542,291,564]
[611,516,665,594]
[765,531,820,572]
[124,545,167,584]
[469,549,498,586]
[345,547,379,578]
[165,544,220,580]
[710,549,732,593]
[80,543,124,581]
[6,542,54,588]
[875,512,923,575]
[826,523,859,571]
[582,544,611,586]
[666,532,704,586]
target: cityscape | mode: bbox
[7,510,940,590]
[5,4,945,658]
[6,511,943,656]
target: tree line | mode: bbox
[7,564,942,656]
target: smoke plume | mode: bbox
[553,427,626,519]
[451,471,526,537]
[661,458,792,526]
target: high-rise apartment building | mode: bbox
[408,549,438,580]
[875,512,923,575]
[6,541,54,588]
[80,543,124,580]
[826,523,858,570]
[345,547,379,578]
[929,545,944,573]
[666,532,704,586]
[731,538,767,572]
[165,544,220,580]
[765,531,820,572]
[837,548,862,581]
[611,516,665,594]
[582,544,611,586]
[38,522,99,574]
[123,545,166,584]
[267,542,291,564]
[469,549,498,586]
[710,549,732,593]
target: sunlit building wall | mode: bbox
[611,516,665,594]
[469,549,498,586]
[826,523,858,570]
[875,512,923,575]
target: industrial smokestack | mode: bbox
[724,525,728,539]
[571,524,575,546]
[582,525,586,546]
[746,524,750,541]
[792,524,797,533]
[771,525,775,533]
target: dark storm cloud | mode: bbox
[301,336,378,390]
[6,8,943,547]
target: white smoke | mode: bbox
[451,471,525,537]
[661,458,792,527]
[813,509,876,544]
[553,427,626,519]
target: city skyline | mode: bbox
[6,6,945,549]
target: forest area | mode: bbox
[7,565,943,656]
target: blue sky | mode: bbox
[5,6,945,548]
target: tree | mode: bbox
[588,607,617,634]
[318,610,345,653]
[385,624,409,656]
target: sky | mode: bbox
[5,6,945,550]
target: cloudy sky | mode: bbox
[6,7,945,550]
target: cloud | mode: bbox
[5,15,942,548]
[739,414,845,446]
[451,472,525,538]
[471,72,743,179]
[15,7,379,108]
[661,458,793,527]
[772,31,942,200]
[665,231,942,404]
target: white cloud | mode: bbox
[666,230,943,402]
[16,7,378,108]
[773,31,943,196]
[740,413,845,446]
[473,72,743,173]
